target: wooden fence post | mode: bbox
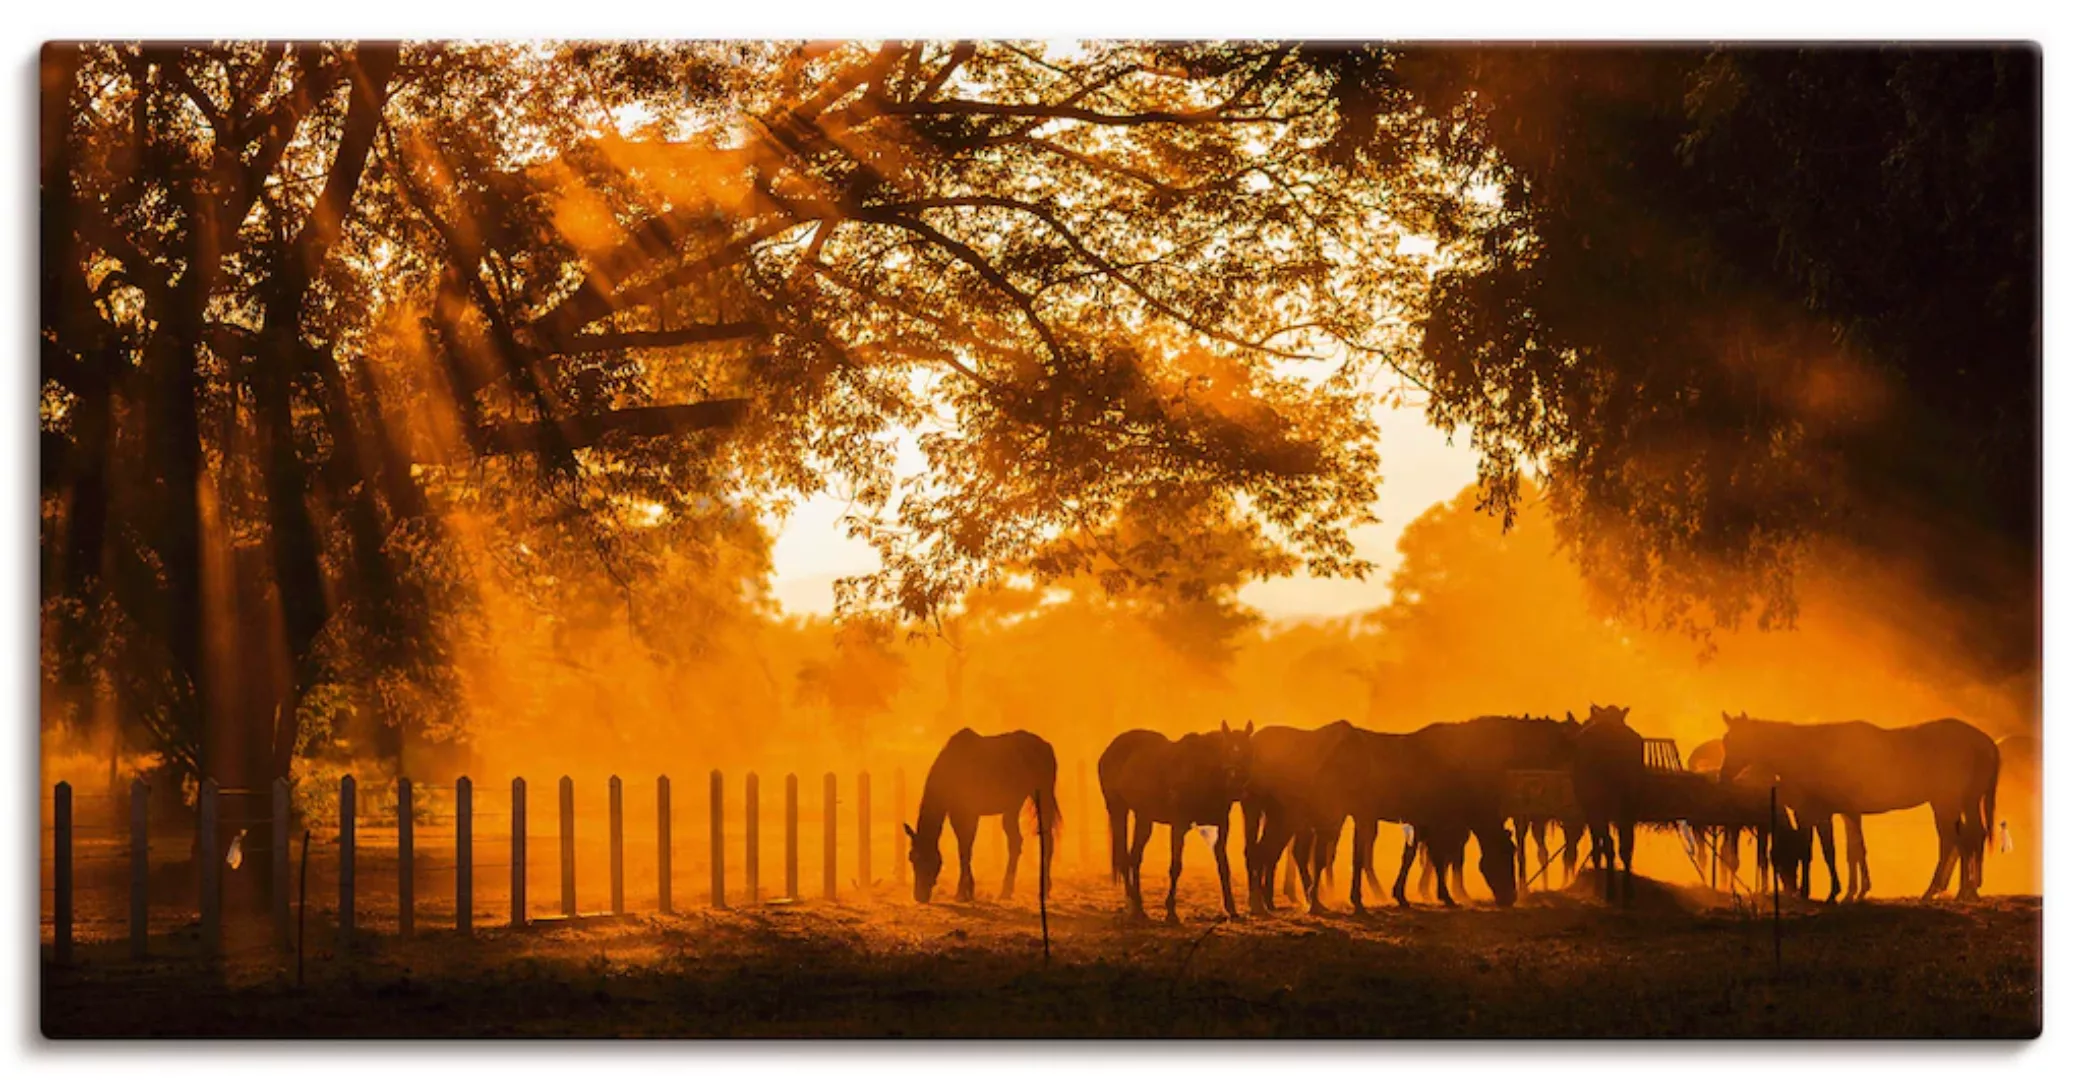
[457,777,473,936]
[785,774,800,900]
[657,776,673,914]
[709,769,725,908]
[398,777,415,938]
[271,777,290,948]
[558,776,577,918]
[894,768,907,886]
[338,774,355,947]
[53,781,72,965]
[609,775,625,916]
[131,778,148,960]
[511,778,527,928]
[858,771,872,891]
[823,772,838,901]
[200,778,220,957]
[745,772,761,905]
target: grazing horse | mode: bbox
[1241,721,1356,915]
[1719,713,2000,901]
[1571,704,1644,903]
[1296,723,1519,913]
[904,728,1062,904]
[1640,764,1806,894]
[1099,722,1253,922]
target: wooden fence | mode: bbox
[39,766,971,966]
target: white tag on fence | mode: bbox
[226,828,248,870]
[1401,823,1416,846]
[2000,820,2014,854]
[1194,824,1220,850]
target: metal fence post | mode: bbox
[559,776,576,918]
[786,774,800,900]
[823,772,839,901]
[130,778,149,960]
[200,778,220,957]
[745,772,761,905]
[53,782,73,965]
[398,776,415,938]
[709,770,725,908]
[457,777,473,936]
[857,771,872,891]
[511,778,527,928]
[609,775,625,916]
[657,776,673,914]
[272,777,291,948]
[339,774,355,947]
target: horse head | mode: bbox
[1586,703,1632,729]
[1476,824,1519,908]
[904,823,943,903]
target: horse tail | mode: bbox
[1983,748,2002,856]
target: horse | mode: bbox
[1098,722,1253,922]
[1571,704,1644,903]
[903,728,1062,904]
[1240,720,1358,915]
[1294,722,1519,913]
[1719,713,2000,902]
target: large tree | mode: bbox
[40,41,1434,793]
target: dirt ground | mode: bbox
[40,865,2040,1039]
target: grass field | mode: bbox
[40,867,2040,1038]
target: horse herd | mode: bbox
[901,710,2019,922]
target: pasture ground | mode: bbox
[41,870,2040,1038]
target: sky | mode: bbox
[766,400,1481,620]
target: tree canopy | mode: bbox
[39,41,2038,792]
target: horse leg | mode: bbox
[1958,804,1987,902]
[1164,824,1188,925]
[1350,818,1376,914]
[1814,814,1841,903]
[1846,815,1869,901]
[1429,830,1459,908]
[998,810,1023,901]
[1515,819,1531,889]
[1535,822,1553,892]
[952,815,980,903]
[1304,827,1336,916]
[1392,831,1418,908]
[1363,826,1389,904]
[1617,821,1636,905]
[1214,819,1238,919]
[1282,843,1300,903]
[1247,814,1282,916]
[1126,815,1154,919]
[1922,803,1959,901]
[1563,821,1584,886]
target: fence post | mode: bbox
[894,768,907,887]
[130,778,148,960]
[457,777,473,936]
[823,772,839,901]
[338,774,355,947]
[200,778,220,957]
[709,769,725,908]
[53,781,73,965]
[398,777,415,938]
[558,776,577,917]
[858,771,872,891]
[271,777,291,948]
[657,776,673,914]
[609,776,625,916]
[786,774,800,900]
[511,778,527,928]
[745,772,761,905]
